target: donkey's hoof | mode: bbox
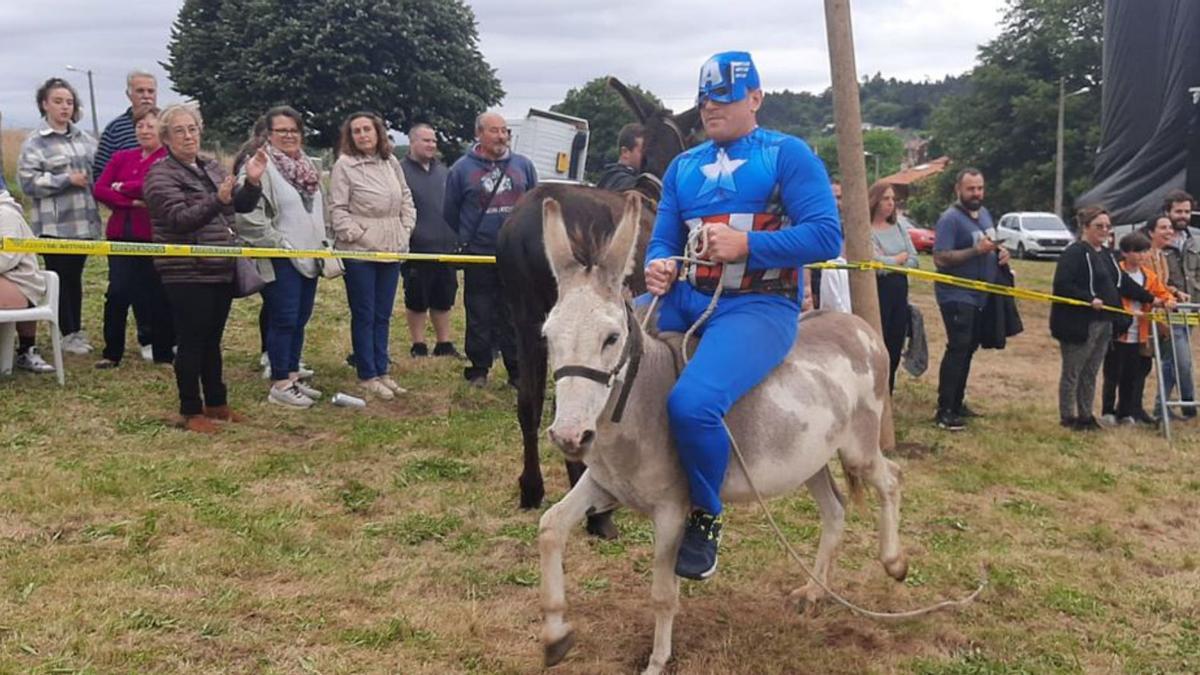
[518,477,544,510]
[884,555,908,582]
[544,629,576,667]
[585,511,620,540]
[787,585,824,615]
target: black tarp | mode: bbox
[1078,0,1200,223]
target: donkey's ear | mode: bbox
[542,197,579,281]
[607,76,651,123]
[599,192,642,290]
[673,106,702,141]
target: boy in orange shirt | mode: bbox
[1101,231,1176,425]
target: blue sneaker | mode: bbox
[675,510,722,580]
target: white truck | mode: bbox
[507,109,589,183]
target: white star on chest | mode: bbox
[697,148,746,198]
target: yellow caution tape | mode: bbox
[808,259,1199,326]
[0,237,495,265]
[3,236,1196,326]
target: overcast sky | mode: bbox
[0,0,1007,134]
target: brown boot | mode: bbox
[181,414,220,434]
[204,405,246,423]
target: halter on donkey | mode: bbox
[537,192,913,674]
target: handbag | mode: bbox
[319,248,345,279]
[233,257,266,298]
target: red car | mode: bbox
[902,216,935,253]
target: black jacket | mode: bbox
[1050,241,1154,343]
[595,163,638,191]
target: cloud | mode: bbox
[0,0,1005,134]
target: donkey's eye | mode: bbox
[603,333,619,349]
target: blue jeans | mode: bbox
[344,260,401,380]
[657,283,799,515]
[1158,324,1195,416]
[261,259,317,381]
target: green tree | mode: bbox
[165,0,503,152]
[810,128,905,183]
[928,0,1103,218]
[549,77,662,181]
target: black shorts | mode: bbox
[402,261,458,312]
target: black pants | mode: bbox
[164,283,232,416]
[258,297,270,354]
[42,253,87,335]
[877,273,909,394]
[462,266,518,382]
[1102,341,1153,418]
[102,256,175,363]
[937,301,985,414]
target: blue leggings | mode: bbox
[657,282,799,515]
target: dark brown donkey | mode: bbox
[495,78,701,534]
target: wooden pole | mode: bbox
[824,0,896,450]
[1054,77,1066,218]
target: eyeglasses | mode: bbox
[272,128,300,137]
[170,125,200,138]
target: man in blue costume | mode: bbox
[644,51,842,580]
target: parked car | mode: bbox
[899,214,935,253]
[995,212,1074,259]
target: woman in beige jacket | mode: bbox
[0,188,54,374]
[330,112,415,400]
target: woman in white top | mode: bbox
[236,106,328,409]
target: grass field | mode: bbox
[2,255,1199,674]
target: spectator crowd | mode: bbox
[6,72,540,432]
[4,70,1199,438]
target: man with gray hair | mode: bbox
[443,111,537,387]
[92,69,161,361]
[93,70,157,176]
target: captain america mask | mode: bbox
[697,51,761,106]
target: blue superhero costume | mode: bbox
[645,127,841,516]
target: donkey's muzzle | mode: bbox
[548,426,595,459]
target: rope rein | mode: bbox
[641,226,986,621]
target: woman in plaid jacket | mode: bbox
[17,77,102,354]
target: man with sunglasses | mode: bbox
[643,51,841,580]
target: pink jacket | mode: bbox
[93,145,167,241]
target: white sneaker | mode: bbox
[379,375,407,395]
[260,352,271,379]
[293,379,323,400]
[62,332,89,355]
[140,344,153,362]
[16,347,55,374]
[297,362,315,379]
[268,383,314,409]
[359,377,394,400]
[1099,414,1118,427]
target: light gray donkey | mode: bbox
[537,193,908,674]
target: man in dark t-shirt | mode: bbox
[931,168,1010,430]
[400,123,460,358]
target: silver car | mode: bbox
[996,212,1074,259]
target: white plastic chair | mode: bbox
[0,270,64,385]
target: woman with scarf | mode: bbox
[236,106,328,410]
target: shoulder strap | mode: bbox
[461,159,510,250]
